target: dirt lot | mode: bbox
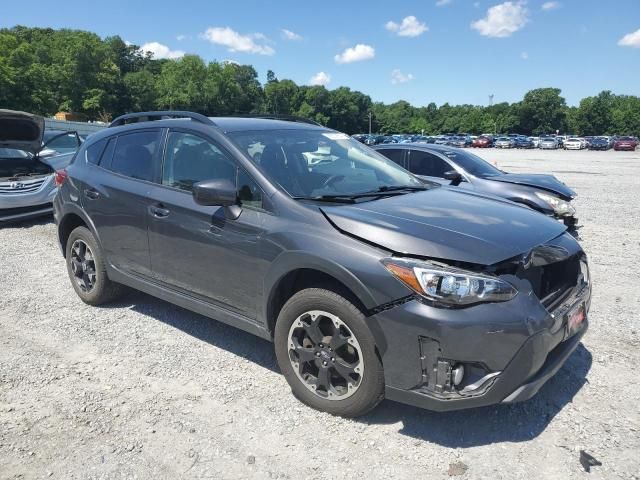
[1,148,639,480]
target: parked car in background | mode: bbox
[514,136,534,149]
[564,138,584,150]
[588,137,610,151]
[529,137,540,148]
[374,143,578,228]
[495,137,515,149]
[42,130,83,155]
[449,136,472,148]
[54,111,590,417]
[539,137,560,149]
[472,135,493,148]
[0,110,77,224]
[613,136,638,151]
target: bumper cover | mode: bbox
[370,268,590,412]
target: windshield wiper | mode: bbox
[293,185,427,204]
[372,185,428,193]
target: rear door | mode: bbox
[81,129,162,278]
[146,129,267,319]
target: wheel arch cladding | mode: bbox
[265,262,374,338]
[58,213,88,257]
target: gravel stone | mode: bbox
[0,149,638,479]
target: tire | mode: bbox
[274,288,385,417]
[65,226,125,305]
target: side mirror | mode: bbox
[444,170,462,185]
[193,179,242,220]
[193,179,237,207]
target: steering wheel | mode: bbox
[321,175,345,188]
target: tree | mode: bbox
[517,88,567,135]
[1,25,639,135]
[155,55,207,111]
[574,91,614,135]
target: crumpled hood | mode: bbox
[321,187,567,265]
[490,173,576,199]
[0,109,45,154]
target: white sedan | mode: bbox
[564,138,584,150]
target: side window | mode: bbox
[237,169,263,209]
[380,149,405,167]
[163,131,236,192]
[85,139,107,165]
[409,150,451,178]
[100,138,116,166]
[109,130,160,182]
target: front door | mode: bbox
[147,130,267,319]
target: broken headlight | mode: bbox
[534,191,575,217]
[382,259,518,307]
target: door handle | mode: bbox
[149,205,170,218]
[84,189,100,200]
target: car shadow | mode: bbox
[0,215,54,229]
[358,343,592,447]
[101,290,279,374]
[101,290,591,447]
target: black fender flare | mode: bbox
[261,251,378,325]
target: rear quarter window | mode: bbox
[85,139,107,165]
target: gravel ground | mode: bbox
[1,148,639,480]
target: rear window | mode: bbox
[108,131,160,182]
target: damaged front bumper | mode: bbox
[368,246,591,412]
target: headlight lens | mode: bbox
[534,191,576,216]
[382,259,517,307]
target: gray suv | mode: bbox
[54,111,591,417]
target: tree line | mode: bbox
[1,26,639,136]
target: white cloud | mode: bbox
[141,42,185,59]
[176,34,186,41]
[541,1,561,10]
[385,16,428,37]
[391,69,414,84]
[618,29,640,48]
[334,44,375,64]
[436,0,453,5]
[471,2,529,38]
[200,27,275,55]
[520,51,528,59]
[309,71,331,86]
[281,29,303,41]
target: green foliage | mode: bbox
[0,25,638,136]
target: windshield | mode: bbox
[228,129,425,198]
[440,149,502,177]
[0,148,31,159]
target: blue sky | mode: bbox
[3,0,639,106]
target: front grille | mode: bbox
[513,246,583,309]
[0,177,49,195]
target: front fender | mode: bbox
[263,251,377,311]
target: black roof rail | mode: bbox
[229,113,322,126]
[109,111,216,128]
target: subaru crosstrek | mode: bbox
[54,111,591,417]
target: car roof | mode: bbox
[85,116,329,144]
[210,117,327,132]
